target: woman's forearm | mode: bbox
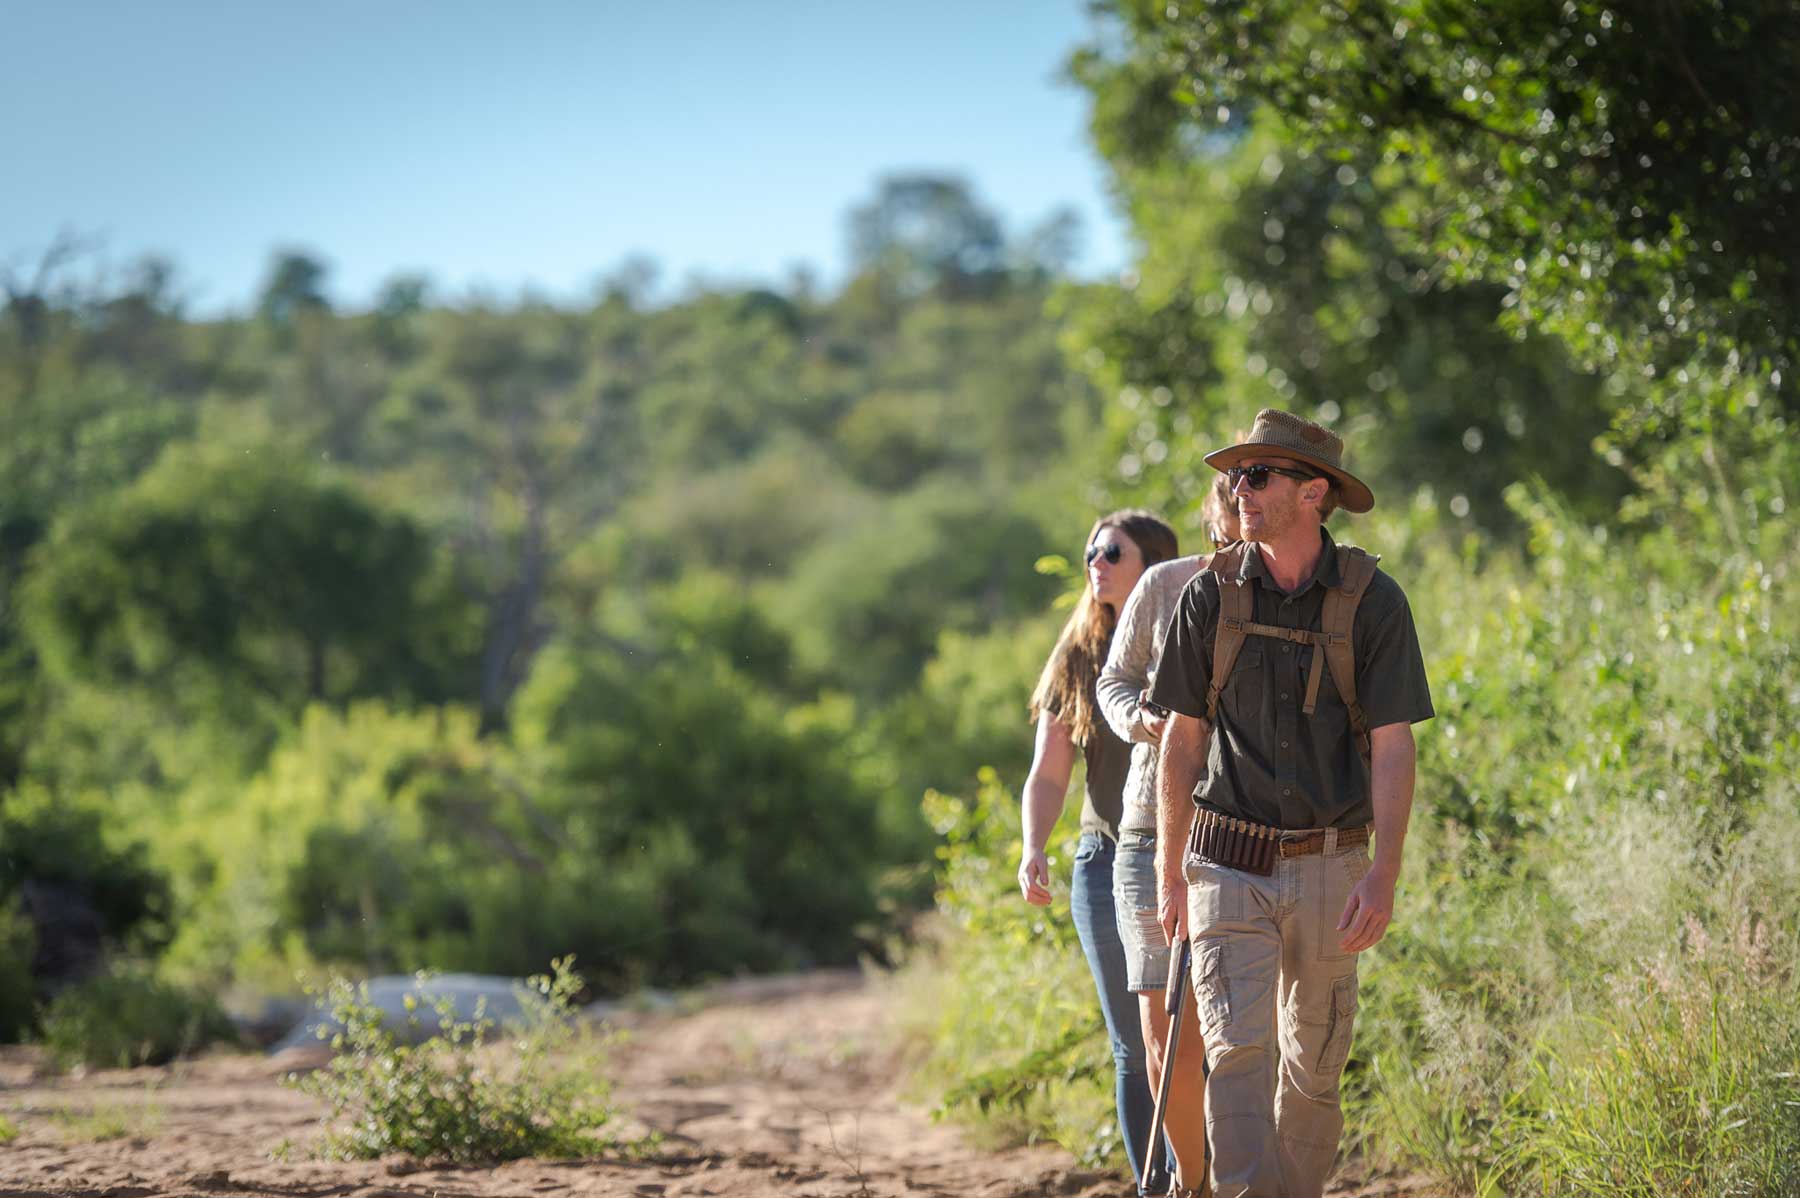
[1098,586,1158,744]
[1021,711,1078,853]
[1021,774,1069,853]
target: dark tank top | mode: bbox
[1077,709,1130,840]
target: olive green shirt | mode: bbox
[1149,529,1433,830]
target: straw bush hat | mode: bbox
[1202,408,1375,513]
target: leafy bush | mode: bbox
[21,442,475,725]
[1340,491,1800,1192]
[162,702,563,987]
[163,583,916,991]
[772,482,1059,697]
[41,967,234,1069]
[900,769,1116,1163]
[0,784,171,954]
[512,578,902,986]
[0,784,171,1041]
[285,957,630,1162]
[880,611,1062,801]
[0,899,35,1041]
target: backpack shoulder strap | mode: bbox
[1203,543,1251,728]
[1320,545,1381,763]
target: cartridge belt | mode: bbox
[1187,808,1372,878]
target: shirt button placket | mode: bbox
[1276,611,1300,824]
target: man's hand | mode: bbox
[1018,849,1053,906]
[1157,867,1187,943]
[1337,865,1397,952]
[1155,712,1207,947]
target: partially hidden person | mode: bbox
[1017,509,1179,1193]
[1150,410,1434,1198]
[1096,472,1239,1196]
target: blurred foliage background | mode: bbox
[3,1,1798,1192]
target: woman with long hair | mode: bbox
[1018,508,1179,1193]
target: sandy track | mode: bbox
[0,970,1114,1198]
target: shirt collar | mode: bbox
[1239,528,1340,596]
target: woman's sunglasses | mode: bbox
[1226,463,1320,491]
[1085,542,1124,566]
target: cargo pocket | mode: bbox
[1194,941,1232,1038]
[1189,862,1243,930]
[1318,973,1358,1073]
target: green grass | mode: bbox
[47,1094,165,1143]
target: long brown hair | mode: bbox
[1201,470,1237,547]
[1029,509,1178,745]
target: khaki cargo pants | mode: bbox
[1185,834,1370,1198]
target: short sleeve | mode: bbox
[1355,581,1434,729]
[1149,577,1213,721]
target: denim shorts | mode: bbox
[1112,829,1171,992]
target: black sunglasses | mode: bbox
[1085,541,1124,566]
[1226,464,1320,491]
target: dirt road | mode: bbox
[0,970,1114,1198]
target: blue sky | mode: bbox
[4,1,1132,313]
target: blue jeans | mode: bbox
[1071,831,1167,1190]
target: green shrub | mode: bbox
[41,967,234,1069]
[285,957,632,1163]
[0,783,171,954]
[0,783,175,1043]
[164,571,912,992]
[512,581,899,986]
[1344,492,1800,1192]
[901,768,1117,1164]
[162,702,563,987]
[0,898,35,1041]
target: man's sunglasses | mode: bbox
[1226,464,1320,491]
[1085,542,1124,566]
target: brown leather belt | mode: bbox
[1187,808,1371,877]
[1279,824,1372,858]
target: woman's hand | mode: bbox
[1019,712,1076,907]
[1138,687,1168,740]
[1018,848,1054,905]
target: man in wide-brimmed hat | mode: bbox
[1147,409,1433,1198]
